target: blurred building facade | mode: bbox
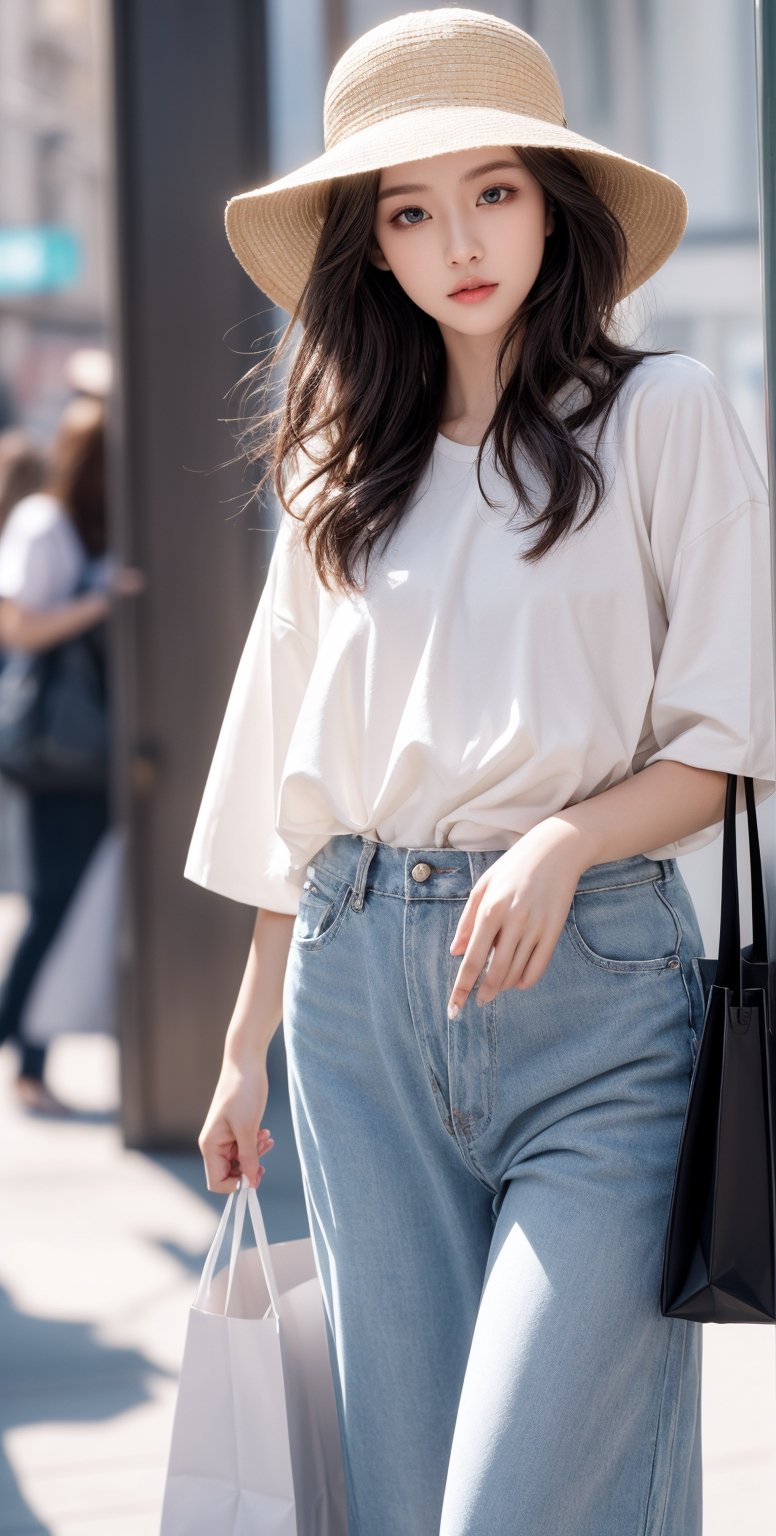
[0,0,109,442]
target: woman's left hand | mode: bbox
[447,819,592,1014]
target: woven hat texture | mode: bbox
[224,7,688,312]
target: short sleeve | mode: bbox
[627,357,776,853]
[183,508,319,913]
[0,495,85,609]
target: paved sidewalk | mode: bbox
[0,954,774,1530]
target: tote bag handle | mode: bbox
[194,1175,282,1321]
[715,774,768,1000]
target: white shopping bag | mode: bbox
[160,1174,348,1536]
[22,825,125,1043]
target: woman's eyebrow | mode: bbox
[376,159,522,202]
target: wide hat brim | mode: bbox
[225,107,688,315]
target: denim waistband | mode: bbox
[310,833,676,906]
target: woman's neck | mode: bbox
[439,345,596,448]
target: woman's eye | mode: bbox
[390,205,426,226]
[479,185,513,205]
[390,185,510,224]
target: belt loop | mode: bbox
[351,838,379,911]
[466,850,488,887]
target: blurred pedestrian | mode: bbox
[0,394,143,1114]
[0,432,50,898]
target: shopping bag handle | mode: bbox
[715,773,768,997]
[194,1175,282,1322]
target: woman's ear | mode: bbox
[369,237,391,273]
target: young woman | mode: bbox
[186,11,775,1534]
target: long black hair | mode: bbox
[230,145,676,595]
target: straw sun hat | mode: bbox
[224,7,688,314]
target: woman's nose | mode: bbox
[442,210,484,264]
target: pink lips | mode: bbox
[448,283,498,303]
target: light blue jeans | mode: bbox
[282,835,705,1535]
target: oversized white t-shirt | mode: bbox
[183,352,776,915]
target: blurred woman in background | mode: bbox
[0,430,49,942]
[0,395,143,1114]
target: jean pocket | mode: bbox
[566,877,680,973]
[293,863,354,950]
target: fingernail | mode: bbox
[447,1001,460,1019]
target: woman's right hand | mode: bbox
[198,1054,274,1194]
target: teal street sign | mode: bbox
[0,226,80,296]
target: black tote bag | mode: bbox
[661,772,776,1322]
[0,610,108,792]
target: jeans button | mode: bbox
[666,956,680,968]
[411,862,432,882]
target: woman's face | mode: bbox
[370,145,554,338]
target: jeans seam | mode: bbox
[362,888,477,901]
[449,995,499,1191]
[404,884,457,1142]
[654,882,700,1065]
[445,905,498,1182]
[574,872,665,893]
[641,1319,690,1536]
[653,880,684,950]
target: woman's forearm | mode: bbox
[544,760,729,872]
[223,906,296,1064]
[0,591,110,651]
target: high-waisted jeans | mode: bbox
[282,835,706,1536]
